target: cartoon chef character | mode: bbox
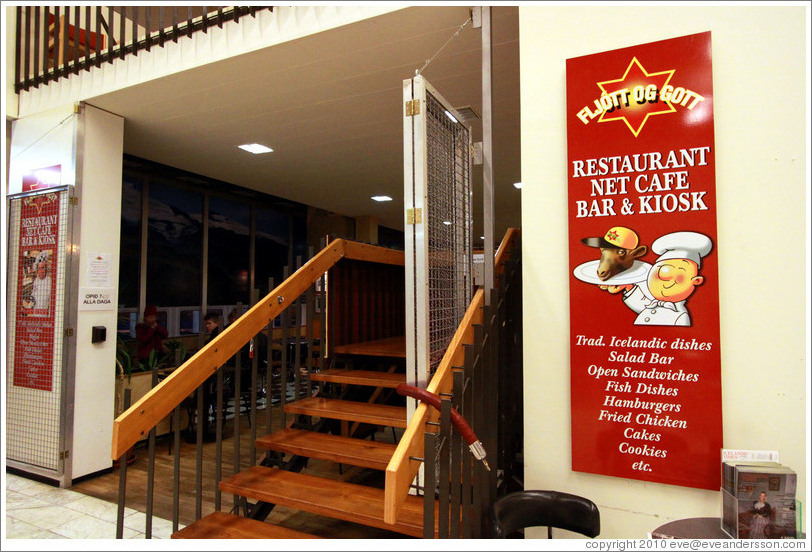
[603,231,712,326]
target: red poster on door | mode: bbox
[566,32,722,490]
[14,191,62,391]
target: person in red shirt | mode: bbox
[135,305,168,366]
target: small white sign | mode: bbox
[721,449,780,463]
[79,287,115,311]
[87,252,113,286]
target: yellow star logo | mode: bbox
[597,57,676,137]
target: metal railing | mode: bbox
[384,228,523,537]
[112,239,405,537]
[13,6,272,93]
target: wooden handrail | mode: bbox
[111,238,404,459]
[494,227,520,285]
[382,228,519,525]
[383,287,483,524]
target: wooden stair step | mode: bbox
[172,511,321,539]
[256,428,397,470]
[219,466,436,538]
[311,369,406,388]
[284,397,407,428]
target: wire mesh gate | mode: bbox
[403,75,472,397]
[6,187,74,483]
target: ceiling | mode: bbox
[87,6,521,242]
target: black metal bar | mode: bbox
[83,6,91,71]
[305,247,315,391]
[145,7,151,52]
[61,7,70,75]
[215,367,224,510]
[158,7,165,47]
[145,367,159,539]
[172,406,181,533]
[195,385,204,520]
[14,7,22,92]
[450,369,463,538]
[94,7,102,67]
[423,431,436,539]
[250,288,259,465]
[202,6,209,33]
[234,302,244,489]
[172,8,178,43]
[187,7,194,39]
[266,276,275,435]
[461,345,474,538]
[115,388,132,539]
[32,8,40,82]
[52,6,61,76]
[15,6,275,92]
[234,6,241,24]
[107,7,114,64]
[486,291,500,503]
[438,398,451,538]
[471,324,484,538]
[280,266,290,407]
[119,7,126,60]
[72,6,81,74]
[294,256,303,400]
[132,6,138,57]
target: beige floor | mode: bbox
[3,471,182,540]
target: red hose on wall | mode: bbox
[396,383,490,471]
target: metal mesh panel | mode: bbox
[424,91,472,376]
[6,190,69,472]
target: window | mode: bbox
[146,183,203,306]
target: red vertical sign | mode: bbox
[14,191,62,391]
[566,32,722,490]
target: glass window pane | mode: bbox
[118,176,142,308]
[146,183,203,306]
[208,197,250,305]
[255,207,290,296]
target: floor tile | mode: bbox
[7,502,93,530]
[4,517,63,539]
[64,494,137,523]
[48,515,140,539]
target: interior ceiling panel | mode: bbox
[88,6,521,241]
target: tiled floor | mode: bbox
[3,471,182,540]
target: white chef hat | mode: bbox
[651,232,713,268]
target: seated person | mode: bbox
[135,305,168,367]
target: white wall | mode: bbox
[519,5,808,539]
[71,104,123,478]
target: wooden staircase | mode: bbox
[171,353,431,539]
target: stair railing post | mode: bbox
[145,366,159,538]
[461,343,475,538]
[305,246,316,396]
[423,430,437,539]
[438,395,452,538]
[450,368,464,538]
[265,277,275,442]
[115,388,132,539]
[471,322,485,538]
[250,288,259,465]
[280,267,290,409]
[293,255,303,400]
[233,301,244,512]
[215,361,224,510]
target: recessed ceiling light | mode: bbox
[371,195,393,202]
[443,221,452,226]
[238,143,273,154]
[513,182,523,189]
[444,110,458,123]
